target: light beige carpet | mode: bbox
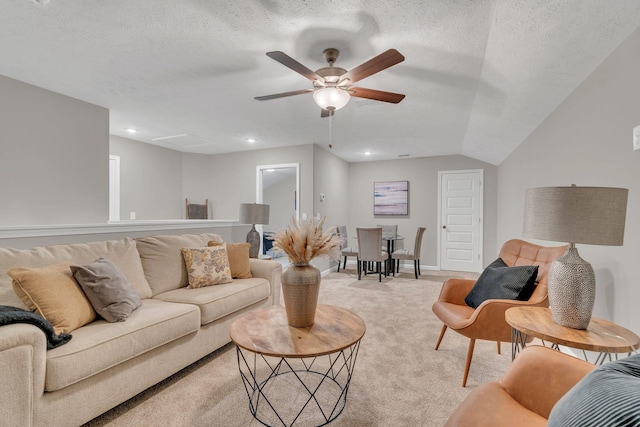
[83,269,512,427]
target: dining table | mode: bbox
[383,233,404,274]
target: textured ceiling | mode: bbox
[2,1,640,164]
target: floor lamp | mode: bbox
[239,203,270,258]
[522,185,628,329]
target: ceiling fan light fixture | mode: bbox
[313,87,350,111]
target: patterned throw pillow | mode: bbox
[181,246,232,288]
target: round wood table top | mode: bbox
[229,304,366,358]
[506,307,640,353]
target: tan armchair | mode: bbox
[432,239,567,386]
[445,345,595,426]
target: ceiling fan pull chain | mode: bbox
[329,111,333,148]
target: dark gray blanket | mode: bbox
[0,305,72,349]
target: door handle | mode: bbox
[442,225,447,229]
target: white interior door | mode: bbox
[438,170,483,272]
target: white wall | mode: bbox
[498,26,640,334]
[348,155,498,267]
[0,75,109,226]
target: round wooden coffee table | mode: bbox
[506,307,639,364]
[230,304,366,427]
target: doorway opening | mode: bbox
[256,163,300,257]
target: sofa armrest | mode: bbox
[499,345,595,419]
[0,323,48,427]
[249,259,282,306]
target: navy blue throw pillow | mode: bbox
[464,258,538,308]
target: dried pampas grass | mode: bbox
[272,217,342,265]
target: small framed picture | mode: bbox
[374,181,408,215]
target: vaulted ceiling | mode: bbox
[3,1,640,164]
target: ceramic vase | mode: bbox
[281,263,321,327]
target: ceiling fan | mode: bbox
[255,48,406,117]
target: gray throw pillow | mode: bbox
[548,353,640,426]
[464,258,538,308]
[71,258,142,322]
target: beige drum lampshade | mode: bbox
[522,185,628,329]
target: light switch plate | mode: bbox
[634,125,640,151]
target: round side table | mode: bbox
[506,307,639,364]
[230,304,366,427]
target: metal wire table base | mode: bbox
[235,341,361,427]
[511,327,632,365]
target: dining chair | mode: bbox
[356,227,389,282]
[336,225,358,272]
[391,227,426,279]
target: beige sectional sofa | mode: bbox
[0,233,282,427]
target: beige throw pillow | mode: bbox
[181,246,232,288]
[207,241,252,279]
[8,263,97,334]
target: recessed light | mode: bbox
[247,138,256,143]
[364,151,372,156]
[126,128,138,134]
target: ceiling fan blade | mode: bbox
[350,87,405,103]
[266,51,324,83]
[340,49,405,84]
[254,89,313,101]
[320,108,335,118]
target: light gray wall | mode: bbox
[348,155,498,267]
[109,136,183,220]
[180,144,314,243]
[0,75,109,226]
[182,153,213,218]
[497,26,640,334]
[313,145,351,271]
[187,144,315,221]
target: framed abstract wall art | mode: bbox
[374,181,408,215]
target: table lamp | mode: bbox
[239,203,270,258]
[522,185,627,329]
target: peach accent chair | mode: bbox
[432,239,568,387]
[445,345,595,427]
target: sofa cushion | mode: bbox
[8,263,97,334]
[154,277,270,325]
[135,233,223,296]
[465,263,539,309]
[181,246,233,288]
[548,353,640,426]
[208,241,252,279]
[71,258,142,322]
[44,299,200,392]
[0,238,152,311]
